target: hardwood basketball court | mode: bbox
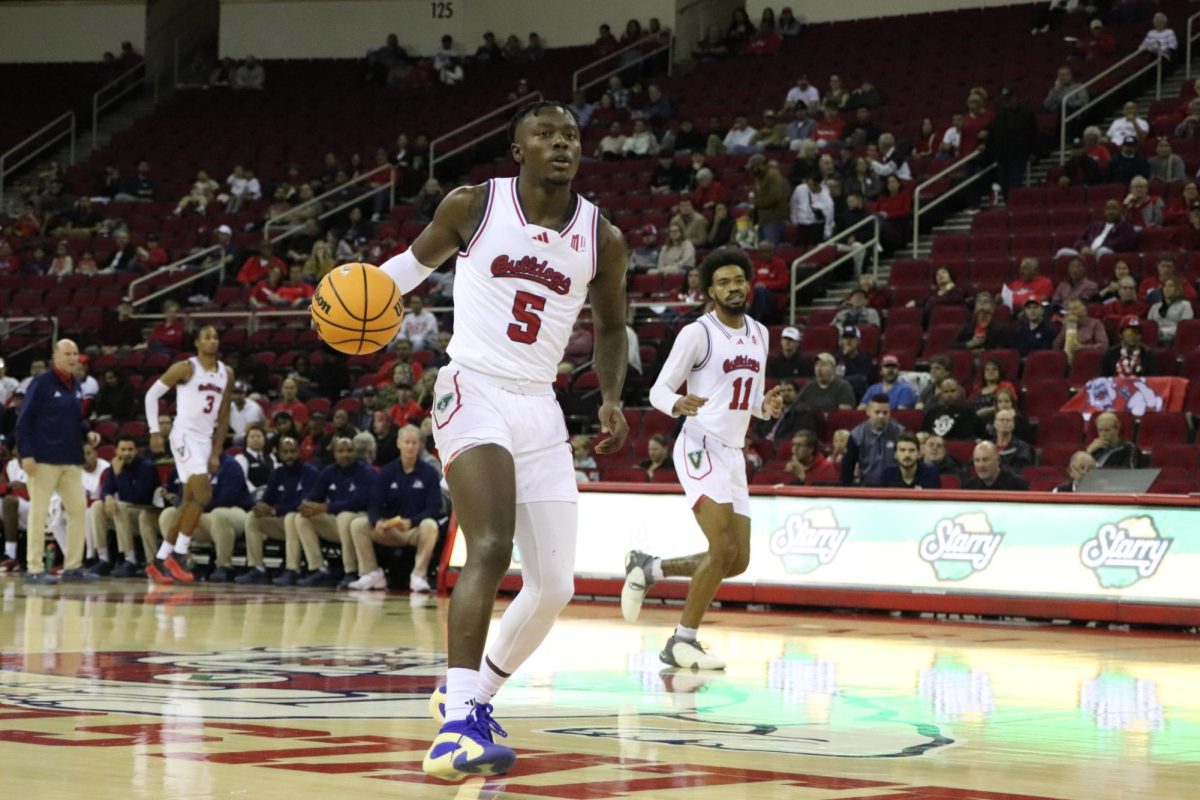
[0,580,1196,799]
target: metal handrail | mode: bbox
[1059,49,1164,164]
[1187,11,1200,78]
[788,215,881,325]
[428,92,543,180]
[910,149,995,258]
[263,164,396,244]
[92,61,148,148]
[126,244,224,306]
[571,35,674,95]
[0,111,75,202]
[0,315,60,358]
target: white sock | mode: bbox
[96,546,109,562]
[156,542,173,560]
[4,542,16,560]
[475,657,509,706]
[650,557,664,581]
[675,624,699,642]
[445,667,479,723]
[174,534,191,555]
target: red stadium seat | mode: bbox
[1136,413,1188,449]
[1023,350,1067,382]
[1033,411,1083,447]
[1067,349,1103,388]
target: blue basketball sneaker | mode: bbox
[430,684,447,724]
[422,702,516,781]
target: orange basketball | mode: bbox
[311,262,404,355]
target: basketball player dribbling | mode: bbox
[143,326,234,585]
[379,102,629,781]
[621,248,783,670]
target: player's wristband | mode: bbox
[379,249,436,294]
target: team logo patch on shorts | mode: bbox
[436,392,455,413]
[687,450,705,470]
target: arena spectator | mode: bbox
[992,409,1033,472]
[388,379,425,428]
[1101,275,1149,320]
[397,295,439,352]
[1165,183,1199,225]
[0,358,17,408]
[649,152,687,195]
[693,23,729,60]
[1045,66,1087,113]
[960,93,993,157]
[1147,277,1194,344]
[784,430,837,486]
[295,438,376,587]
[922,434,961,477]
[723,116,758,154]
[1082,125,1111,168]
[1003,257,1054,309]
[1138,12,1178,59]
[703,201,733,248]
[690,167,726,210]
[726,8,756,43]
[969,357,1017,422]
[832,288,882,328]
[784,105,816,150]
[840,395,904,487]
[748,240,787,322]
[784,75,820,111]
[1058,137,1103,186]
[1101,317,1156,378]
[594,23,619,55]
[987,87,1038,197]
[1012,300,1058,356]
[220,165,261,213]
[881,432,941,489]
[1174,99,1200,138]
[1110,137,1151,185]
[1077,18,1115,60]
[873,175,911,253]
[1054,298,1109,361]
[751,109,787,150]
[923,379,984,441]
[639,434,674,481]
[1139,257,1197,303]
[653,222,696,274]
[1086,412,1142,468]
[906,266,965,319]
[797,353,855,410]
[1057,199,1138,258]
[596,122,626,160]
[915,356,952,410]
[1051,257,1099,307]
[92,369,137,421]
[622,119,658,158]
[835,325,873,399]
[859,354,917,410]
[1148,139,1186,182]
[174,170,220,215]
[271,379,309,424]
[116,160,156,202]
[237,241,285,286]
[99,229,139,273]
[939,113,964,159]
[748,154,791,243]
[1106,102,1149,144]
[790,171,835,244]
[1123,176,1163,229]
[954,292,1010,351]
[962,442,1029,491]
[673,119,706,153]
[146,300,185,354]
[1053,451,1096,493]
[766,327,811,380]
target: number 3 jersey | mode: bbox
[448,177,600,387]
[650,312,770,448]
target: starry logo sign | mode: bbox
[1080,516,1172,589]
[918,513,1003,581]
[768,508,849,574]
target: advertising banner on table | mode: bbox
[448,490,1200,606]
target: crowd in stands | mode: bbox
[2,2,1198,510]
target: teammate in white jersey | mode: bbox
[143,326,234,585]
[379,101,628,782]
[623,247,783,670]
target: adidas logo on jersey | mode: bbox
[532,231,550,244]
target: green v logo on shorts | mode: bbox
[436,392,455,413]
[688,450,704,470]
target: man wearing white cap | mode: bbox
[766,326,811,380]
[191,224,244,304]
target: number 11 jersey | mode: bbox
[448,177,600,387]
[649,312,770,448]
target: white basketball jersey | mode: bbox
[448,177,600,386]
[650,312,769,448]
[174,357,228,436]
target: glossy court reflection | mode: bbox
[1,580,1198,799]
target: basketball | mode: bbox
[311,262,404,355]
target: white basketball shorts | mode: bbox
[431,363,576,505]
[169,428,213,483]
[673,425,751,517]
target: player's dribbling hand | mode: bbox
[672,395,708,417]
[594,402,629,454]
[762,385,784,418]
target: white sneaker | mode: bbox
[348,568,387,590]
[621,550,657,623]
[660,635,725,670]
[410,574,432,593]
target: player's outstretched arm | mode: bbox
[589,218,630,455]
[379,184,487,294]
[145,360,192,434]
